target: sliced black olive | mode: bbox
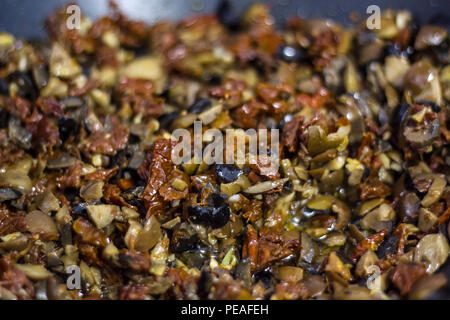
[0,187,21,202]
[208,193,227,208]
[383,44,413,59]
[216,0,241,31]
[189,206,214,223]
[189,204,231,229]
[58,116,79,142]
[281,180,294,195]
[171,224,199,253]
[7,71,37,101]
[71,202,89,215]
[302,207,331,218]
[0,77,9,95]
[276,45,306,63]
[376,234,398,259]
[210,205,231,228]
[188,98,212,114]
[252,267,274,288]
[122,185,145,199]
[203,73,222,85]
[63,188,78,202]
[215,164,243,183]
[391,102,410,130]
[158,111,179,129]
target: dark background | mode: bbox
[0,0,449,39]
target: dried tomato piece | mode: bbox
[281,116,303,153]
[82,116,129,156]
[390,263,426,296]
[0,206,27,237]
[119,284,150,300]
[0,254,35,299]
[141,139,177,218]
[159,169,190,201]
[249,154,280,180]
[56,164,82,190]
[116,78,163,117]
[231,100,268,129]
[351,229,387,263]
[118,249,150,273]
[242,199,263,223]
[85,166,119,181]
[103,183,135,210]
[73,218,108,247]
[359,177,391,201]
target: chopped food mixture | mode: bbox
[0,1,449,300]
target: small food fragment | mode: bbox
[86,205,119,229]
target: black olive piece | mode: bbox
[376,234,398,259]
[208,193,227,208]
[58,116,79,142]
[122,185,145,199]
[417,100,441,113]
[215,164,243,183]
[0,77,9,95]
[171,225,199,253]
[0,108,8,129]
[125,199,145,215]
[362,167,371,181]
[383,44,413,59]
[0,187,21,201]
[109,149,125,170]
[252,268,273,288]
[72,202,89,216]
[158,111,179,128]
[211,205,231,228]
[391,102,410,129]
[216,0,241,31]
[7,71,38,101]
[281,180,294,195]
[188,98,212,114]
[189,206,214,223]
[63,188,78,202]
[189,204,231,229]
[302,207,331,218]
[276,45,306,63]
[203,73,223,85]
